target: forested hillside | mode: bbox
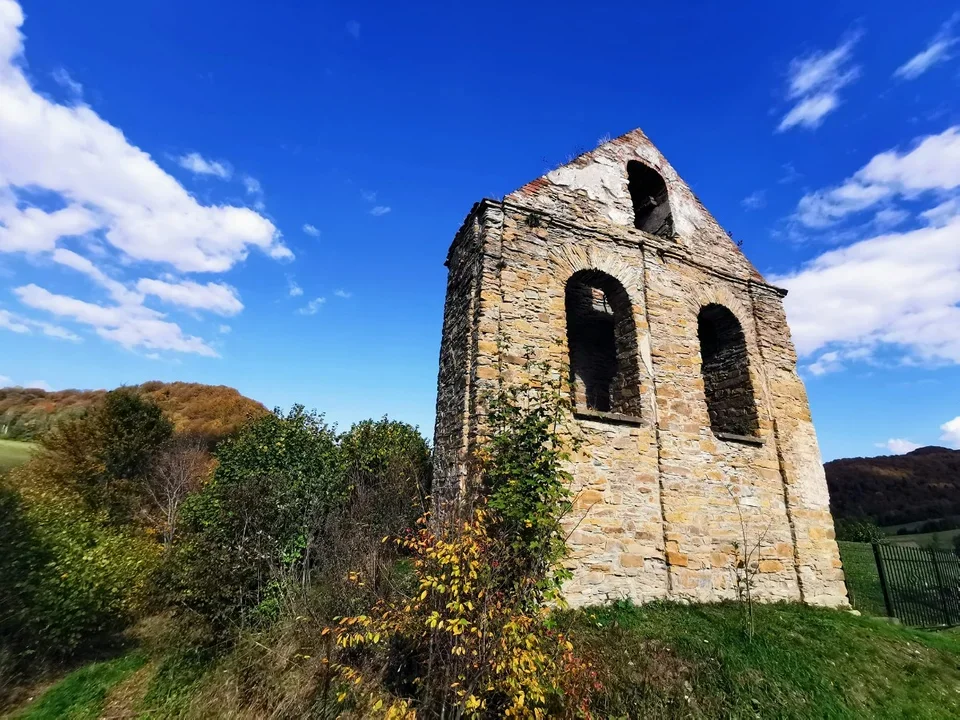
[825,446,960,526]
[0,382,268,442]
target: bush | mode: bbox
[329,368,595,718]
[0,476,159,675]
[171,406,344,631]
[834,518,886,543]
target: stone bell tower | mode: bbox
[432,128,847,608]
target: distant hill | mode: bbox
[825,446,960,526]
[0,381,269,442]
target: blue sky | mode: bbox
[1,0,959,461]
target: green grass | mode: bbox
[11,653,146,720]
[886,528,960,551]
[571,601,960,719]
[0,440,35,474]
[837,540,889,616]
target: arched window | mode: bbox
[565,270,642,417]
[627,160,673,237]
[697,304,759,437]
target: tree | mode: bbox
[143,436,212,548]
[37,388,173,523]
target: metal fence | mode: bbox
[872,543,960,628]
[837,541,888,617]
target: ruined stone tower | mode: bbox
[433,128,847,608]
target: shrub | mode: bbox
[0,476,159,671]
[329,368,596,718]
[835,518,886,543]
[171,406,344,631]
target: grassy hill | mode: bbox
[825,446,960,526]
[10,603,960,719]
[0,382,268,443]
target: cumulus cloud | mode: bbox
[877,438,922,454]
[794,126,960,228]
[288,277,303,297]
[942,417,960,448]
[894,13,959,80]
[136,278,243,316]
[298,297,326,315]
[218,324,231,334]
[333,289,352,299]
[302,223,320,237]
[0,374,11,386]
[243,175,262,195]
[0,0,290,272]
[370,206,391,217]
[778,32,862,132]
[15,283,217,357]
[25,379,52,391]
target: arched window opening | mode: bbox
[697,304,759,437]
[565,270,642,417]
[627,160,673,237]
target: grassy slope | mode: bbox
[0,440,35,474]
[572,602,960,720]
[12,603,960,719]
[9,654,145,720]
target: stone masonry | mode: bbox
[432,128,848,608]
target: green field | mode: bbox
[886,528,960,551]
[0,439,36,473]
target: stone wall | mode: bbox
[432,129,848,609]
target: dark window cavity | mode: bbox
[627,160,673,237]
[697,303,759,436]
[565,270,642,416]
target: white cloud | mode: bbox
[0,0,290,272]
[25,379,52,391]
[807,351,842,376]
[0,374,11,386]
[16,283,217,356]
[288,277,303,297]
[302,223,320,237]
[370,206,391,217]
[136,278,243,316]
[346,20,360,39]
[298,297,326,315]
[0,306,79,341]
[794,126,960,227]
[0,308,29,333]
[778,32,861,132]
[741,191,766,210]
[243,175,262,195]
[51,67,82,98]
[333,289,352,299]
[52,248,138,303]
[942,416,960,448]
[177,152,232,179]
[773,208,960,365]
[876,438,922,454]
[894,13,959,80]
[218,324,231,334]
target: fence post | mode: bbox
[872,542,895,619]
[929,549,954,627]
